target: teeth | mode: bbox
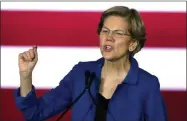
[106,45,112,49]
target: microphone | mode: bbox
[87,72,98,106]
[87,72,117,121]
[85,70,90,89]
[56,70,92,121]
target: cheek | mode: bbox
[99,36,105,45]
[115,40,130,51]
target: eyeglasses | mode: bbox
[100,27,131,38]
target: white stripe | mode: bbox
[1,46,186,91]
[1,2,186,12]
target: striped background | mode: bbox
[1,2,186,121]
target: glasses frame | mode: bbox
[100,27,131,38]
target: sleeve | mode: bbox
[144,76,168,121]
[13,63,79,121]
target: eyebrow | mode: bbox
[102,26,125,32]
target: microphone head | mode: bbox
[88,72,96,87]
[85,70,90,77]
[85,70,91,87]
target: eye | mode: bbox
[101,29,109,33]
[115,32,123,36]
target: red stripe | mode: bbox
[1,10,186,47]
[0,89,186,121]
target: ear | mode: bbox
[129,40,138,52]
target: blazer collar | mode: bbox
[96,55,139,85]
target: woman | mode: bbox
[13,6,168,121]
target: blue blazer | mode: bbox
[13,56,168,121]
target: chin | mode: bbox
[102,54,116,61]
[100,50,117,61]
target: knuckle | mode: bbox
[25,51,30,56]
[29,49,34,53]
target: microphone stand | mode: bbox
[56,71,116,121]
[56,71,91,121]
[56,87,87,121]
[87,72,116,121]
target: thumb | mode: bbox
[33,45,38,59]
[33,45,37,52]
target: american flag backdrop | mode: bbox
[1,2,186,121]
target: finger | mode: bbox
[24,51,32,61]
[19,52,28,61]
[33,46,37,54]
[29,49,34,59]
[33,46,38,60]
[18,53,25,62]
[33,45,37,48]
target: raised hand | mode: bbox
[18,46,38,74]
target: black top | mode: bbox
[94,93,110,121]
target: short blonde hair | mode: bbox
[97,6,146,55]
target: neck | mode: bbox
[103,55,131,76]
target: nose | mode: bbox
[106,32,114,42]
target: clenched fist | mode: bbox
[18,46,38,74]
